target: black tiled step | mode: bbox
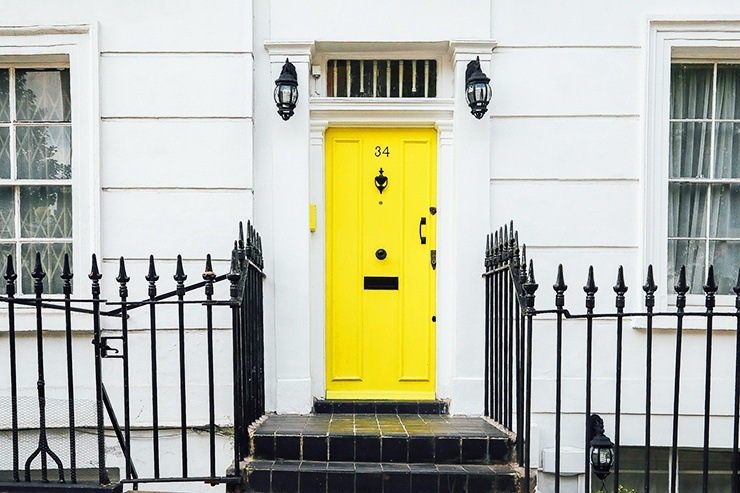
[250,414,511,464]
[244,460,520,493]
[313,400,449,415]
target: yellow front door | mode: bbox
[326,127,436,400]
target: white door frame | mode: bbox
[308,101,454,404]
[264,40,494,414]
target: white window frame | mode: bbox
[0,25,100,300]
[646,20,740,312]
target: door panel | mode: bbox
[326,128,436,399]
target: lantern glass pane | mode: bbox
[281,86,293,103]
[475,84,486,102]
[476,82,491,103]
[290,86,298,104]
[600,448,613,465]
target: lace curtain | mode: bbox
[669,64,740,295]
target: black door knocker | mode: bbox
[374,168,388,194]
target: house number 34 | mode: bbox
[374,146,390,157]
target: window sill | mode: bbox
[631,312,738,331]
[0,302,107,332]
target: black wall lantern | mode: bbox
[588,414,615,481]
[274,58,299,121]
[465,56,492,119]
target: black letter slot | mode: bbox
[364,276,399,290]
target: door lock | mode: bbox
[375,248,387,260]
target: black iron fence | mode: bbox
[0,221,265,490]
[485,221,740,493]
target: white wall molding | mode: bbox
[264,40,314,63]
[265,42,314,413]
[447,43,492,414]
[448,39,497,61]
[0,24,93,36]
[310,98,454,123]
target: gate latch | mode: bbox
[99,336,123,359]
[431,250,437,270]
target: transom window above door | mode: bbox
[327,59,437,98]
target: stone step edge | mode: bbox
[245,458,521,474]
[313,400,450,415]
[250,434,512,464]
[243,459,523,493]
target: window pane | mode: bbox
[336,60,347,97]
[668,239,706,294]
[376,61,388,97]
[0,69,8,122]
[328,59,436,98]
[717,64,740,120]
[671,64,713,120]
[428,60,437,97]
[20,242,71,294]
[714,122,740,178]
[16,126,72,179]
[668,183,707,237]
[15,69,71,122]
[679,473,732,493]
[390,60,400,97]
[604,447,670,493]
[20,185,72,238]
[670,122,711,178]
[0,186,14,238]
[349,60,361,97]
[0,243,15,275]
[709,183,740,238]
[362,60,372,97]
[678,449,733,493]
[709,241,740,295]
[402,60,413,97]
[0,126,9,179]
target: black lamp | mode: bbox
[589,414,615,481]
[274,58,299,121]
[465,56,492,119]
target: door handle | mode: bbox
[419,217,427,245]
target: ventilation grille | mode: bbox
[327,60,437,98]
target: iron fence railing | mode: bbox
[485,221,740,493]
[0,221,265,490]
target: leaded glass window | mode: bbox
[327,60,437,98]
[0,67,72,294]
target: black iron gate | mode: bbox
[485,221,740,493]
[0,222,265,491]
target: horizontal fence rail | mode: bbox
[485,221,740,493]
[0,221,265,490]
